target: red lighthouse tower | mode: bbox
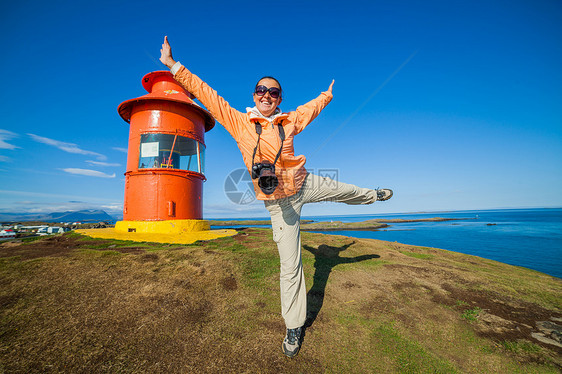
[117,70,213,224]
[77,71,235,243]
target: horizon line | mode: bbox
[206,205,562,220]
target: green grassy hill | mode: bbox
[1,229,560,373]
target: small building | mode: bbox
[37,227,70,235]
[0,229,17,240]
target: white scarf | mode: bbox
[246,106,284,123]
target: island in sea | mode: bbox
[210,217,471,231]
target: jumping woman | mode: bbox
[160,36,393,357]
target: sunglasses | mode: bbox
[254,85,281,99]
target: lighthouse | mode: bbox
[77,71,236,244]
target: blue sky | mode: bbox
[1,0,561,218]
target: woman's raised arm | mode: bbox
[290,80,335,134]
[158,36,246,139]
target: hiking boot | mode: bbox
[376,188,393,201]
[282,326,303,358]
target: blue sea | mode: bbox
[211,208,562,279]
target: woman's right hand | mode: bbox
[160,36,176,68]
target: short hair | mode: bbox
[255,76,282,98]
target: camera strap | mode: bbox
[251,121,285,168]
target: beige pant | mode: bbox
[264,173,378,328]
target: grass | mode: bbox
[0,229,560,373]
[372,323,459,374]
[400,251,435,260]
[329,315,459,373]
[461,307,482,322]
[456,300,469,307]
[20,236,43,243]
[501,340,542,353]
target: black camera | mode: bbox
[251,161,278,195]
[250,121,285,195]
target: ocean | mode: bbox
[211,208,562,279]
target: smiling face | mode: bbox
[253,78,282,117]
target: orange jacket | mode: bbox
[173,65,333,200]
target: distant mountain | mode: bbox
[0,210,117,223]
[42,210,116,223]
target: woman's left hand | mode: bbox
[327,80,335,94]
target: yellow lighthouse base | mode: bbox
[76,219,237,245]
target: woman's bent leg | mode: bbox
[265,197,307,329]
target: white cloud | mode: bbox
[101,203,124,213]
[0,129,19,150]
[28,133,107,161]
[21,202,91,213]
[61,168,116,178]
[86,160,121,167]
[0,155,10,162]
[112,147,128,153]
[15,201,36,205]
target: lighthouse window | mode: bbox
[138,133,206,174]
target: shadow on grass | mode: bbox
[303,241,380,328]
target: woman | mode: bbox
[160,36,392,358]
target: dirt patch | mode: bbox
[341,281,361,289]
[392,281,434,300]
[0,293,23,309]
[384,262,474,286]
[221,275,238,291]
[160,295,212,324]
[0,241,22,248]
[384,263,433,275]
[0,235,89,259]
[138,253,159,262]
[233,229,273,249]
[434,283,562,355]
[104,246,146,254]
[360,295,397,317]
[174,279,192,289]
[261,319,285,332]
[233,240,262,249]
[0,235,151,260]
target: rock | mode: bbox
[537,321,562,342]
[531,332,562,348]
[532,321,562,347]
